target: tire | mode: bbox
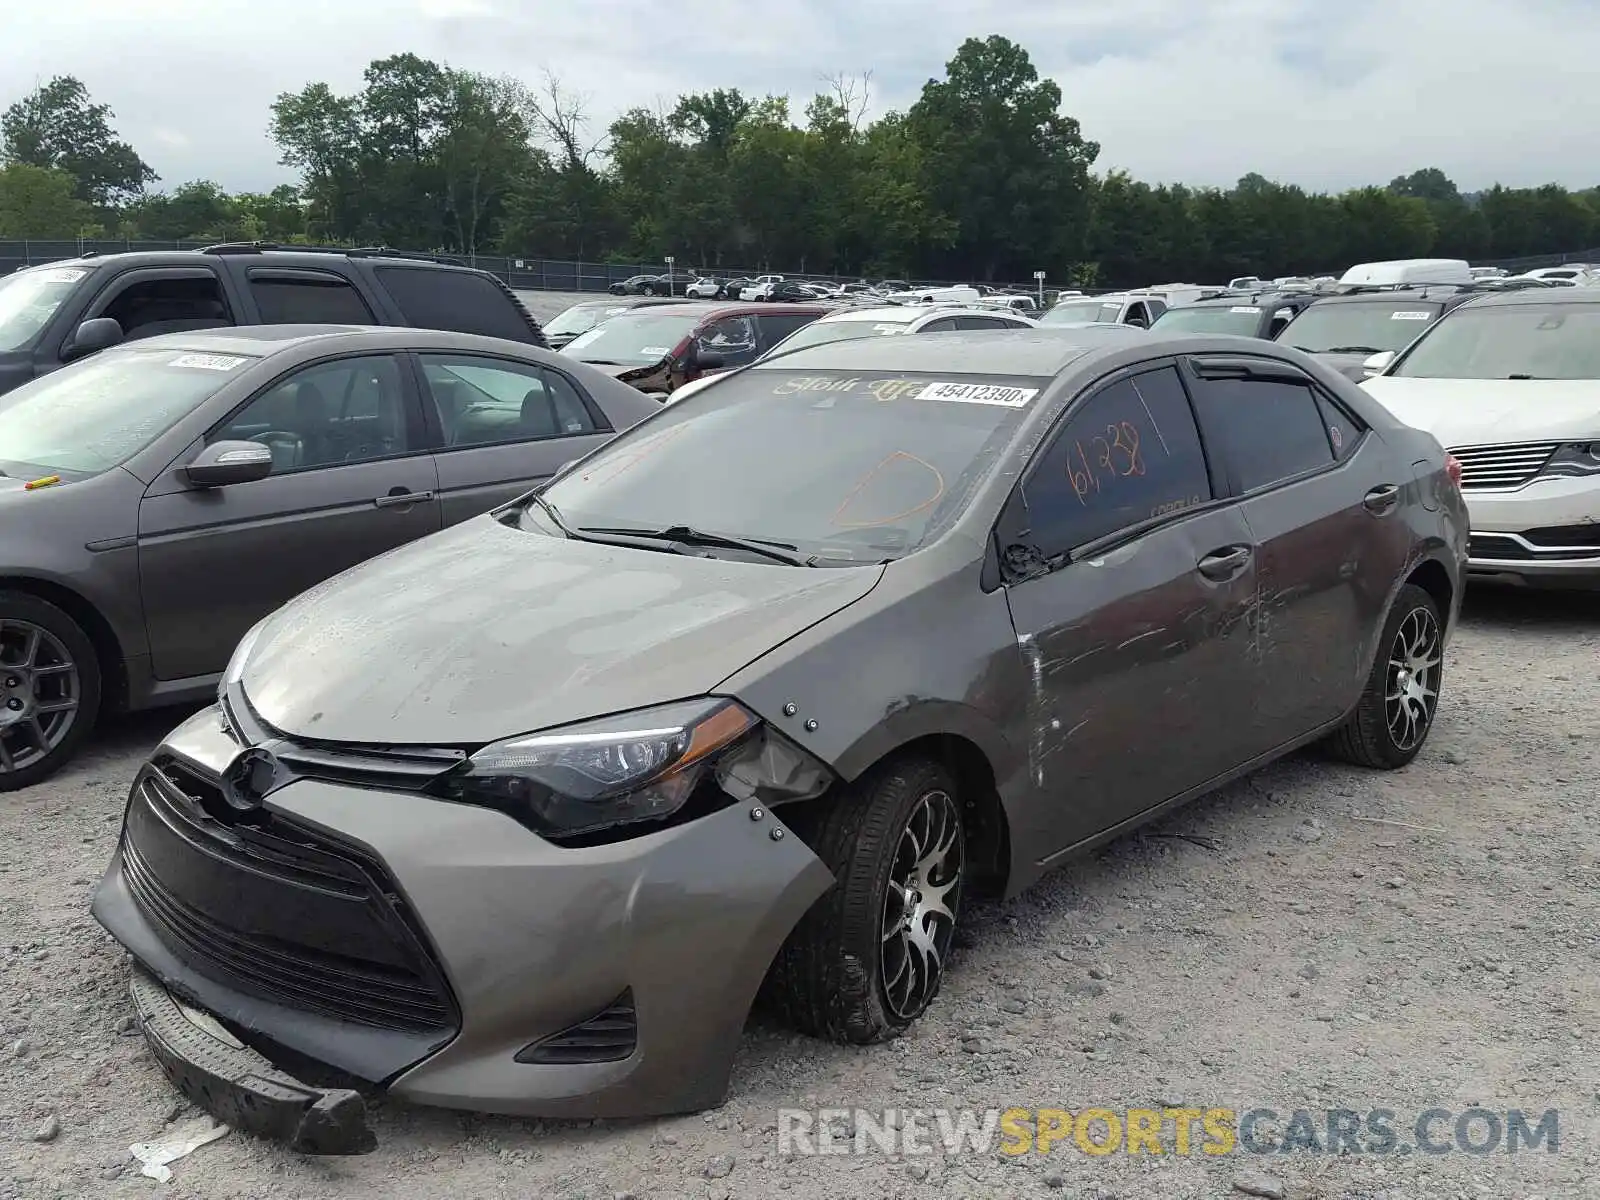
[770,755,965,1044]
[1323,583,1443,769]
[0,591,102,792]
[640,283,657,296]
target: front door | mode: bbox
[414,352,616,524]
[138,352,441,681]
[996,363,1260,855]
[1184,355,1409,748]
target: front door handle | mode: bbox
[1196,545,1253,581]
[1363,484,1400,515]
[373,488,435,509]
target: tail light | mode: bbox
[1445,453,1463,489]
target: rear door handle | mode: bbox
[373,488,435,509]
[1363,484,1400,515]
[1196,545,1253,581]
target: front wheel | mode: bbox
[1324,583,1443,769]
[0,592,102,791]
[770,755,965,1043]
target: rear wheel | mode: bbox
[1324,583,1443,769]
[0,592,102,791]
[771,755,964,1043]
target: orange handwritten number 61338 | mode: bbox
[1109,421,1144,476]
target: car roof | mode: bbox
[1452,286,1600,310]
[113,324,550,358]
[1168,290,1313,309]
[751,327,1140,376]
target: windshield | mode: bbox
[544,304,635,338]
[561,310,700,364]
[0,346,253,477]
[766,318,911,357]
[538,368,1042,563]
[1279,302,1441,354]
[1150,306,1263,335]
[0,265,91,352]
[1042,300,1121,325]
[1392,303,1600,379]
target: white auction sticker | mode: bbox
[37,267,89,284]
[917,380,1038,407]
[169,353,247,371]
[1230,305,1262,313]
[638,346,671,356]
[1391,311,1432,320]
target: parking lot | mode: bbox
[2,578,1595,1198]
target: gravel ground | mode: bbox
[2,587,1596,1200]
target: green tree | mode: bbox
[1,76,156,207]
[0,163,93,237]
[905,35,1099,280]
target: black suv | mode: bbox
[0,243,547,398]
[1274,281,1552,380]
[1148,288,1322,341]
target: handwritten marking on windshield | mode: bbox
[832,451,947,528]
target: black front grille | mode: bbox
[121,766,456,1035]
[516,991,638,1064]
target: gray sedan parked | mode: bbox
[94,329,1465,1149]
[0,325,660,789]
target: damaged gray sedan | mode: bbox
[93,328,1466,1152]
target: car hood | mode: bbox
[1312,351,1372,381]
[240,515,884,744]
[1359,377,1600,445]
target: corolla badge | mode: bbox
[220,746,280,811]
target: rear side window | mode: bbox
[376,267,533,342]
[1016,365,1213,554]
[248,274,374,324]
[756,312,821,346]
[1189,373,1335,491]
[1317,394,1363,460]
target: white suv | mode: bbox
[739,274,785,301]
[1361,289,1600,589]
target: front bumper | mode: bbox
[1463,478,1600,587]
[93,705,833,1123]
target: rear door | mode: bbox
[1183,355,1409,748]
[996,362,1260,854]
[138,352,441,681]
[414,351,615,524]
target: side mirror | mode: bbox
[1362,350,1396,377]
[62,317,123,361]
[692,348,726,372]
[183,440,274,488]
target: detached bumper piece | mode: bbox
[130,968,377,1155]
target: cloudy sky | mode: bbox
[7,0,1597,195]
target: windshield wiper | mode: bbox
[576,358,625,366]
[575,524,810,566]
[1507,373,1539,380]
[1319,345,1382,354]
[525,491,573,537]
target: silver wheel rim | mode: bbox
[880,789,963,1019]
[0,619,81,774]
[1385,606,1441,752]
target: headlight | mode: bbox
[1541,442,1600,479]
[219,620,266,700]
[429,698,758,839]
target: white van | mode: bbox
[1339,258,1474,287]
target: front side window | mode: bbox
[561,310,702,365]
[248,274,374,325]
[0,345,253,477]
[1189,373,1334,492]
[1392,302,1600,379]
[1278,301,1442,355]
[420,355,601,447]
[100,273,232,341]
[540,368,1047,563]
[1012,366,1213,556]
[0,264,88,352]
[217,355,411,474]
